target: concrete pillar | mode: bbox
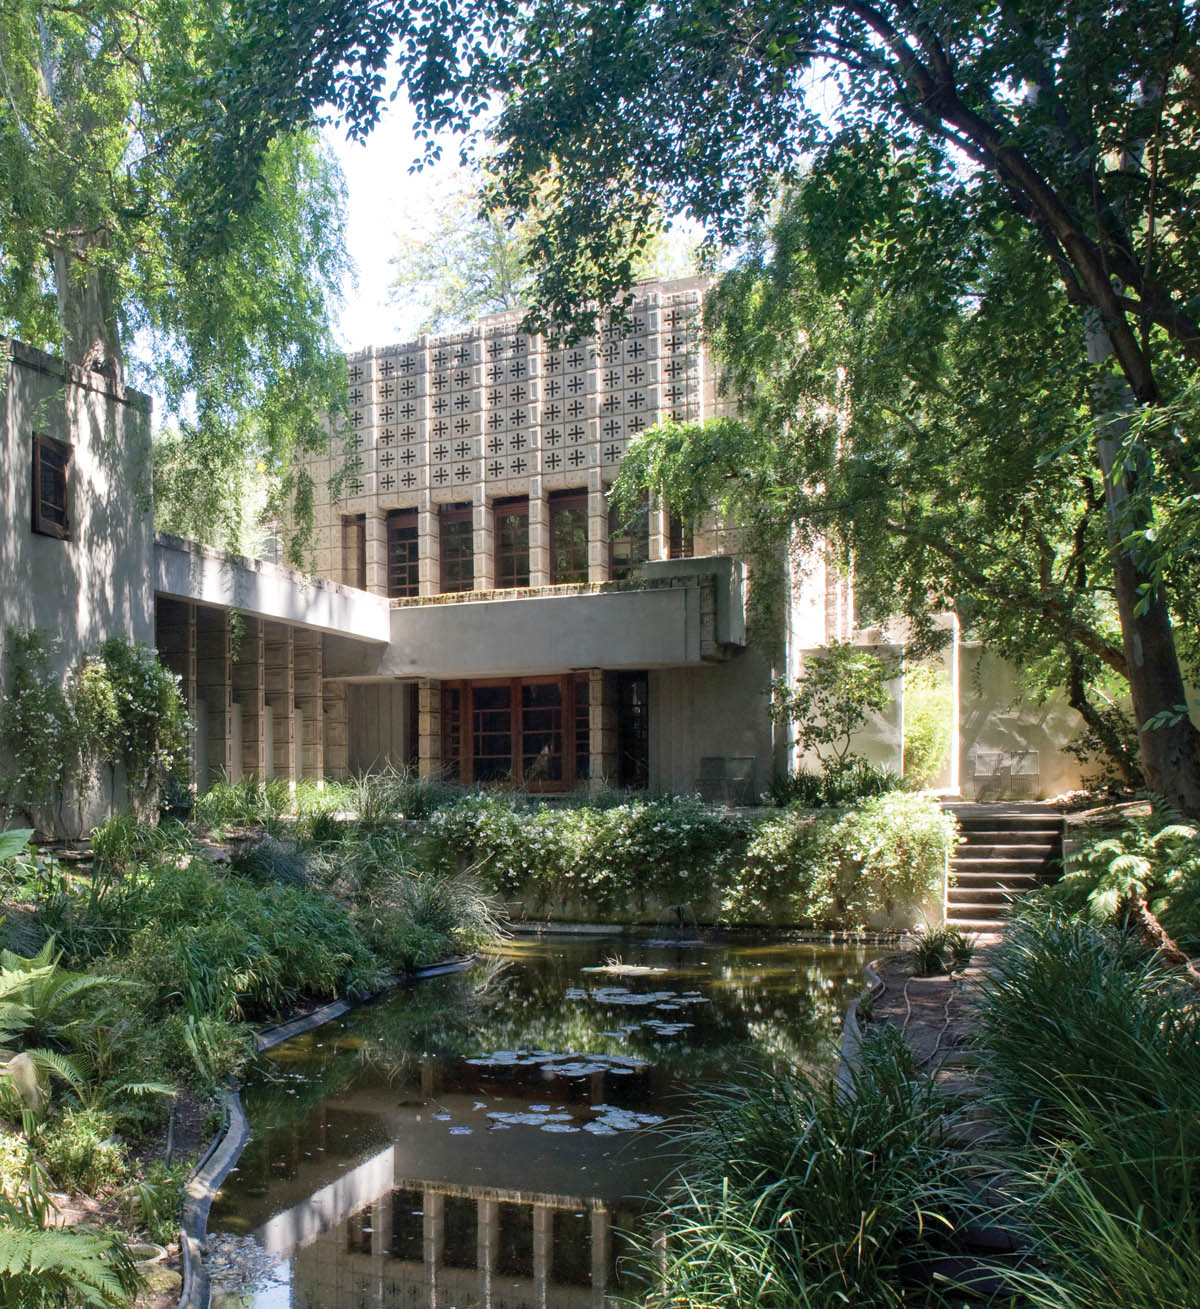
[587,477,608,582]
[263,622,296,785]
[533,1204,551,1308]
[322,681,350,780]
[294,630,324,783]
[365,510,387,596]
[648,491,669,563]
[418,494,439,596]
[590,1207,609,1307]
[588,670,618,794]
[231,616,266,780]
[528,480,550,586]
[195,607,233,787]
[472,490,494,592]
[424,1187,443,1303]
[477,1197,497,1306]
[418,678,442,779]
[155,598,197,787]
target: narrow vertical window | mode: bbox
[341,513,366,589]
[493,496,530,588]
[609,494,649,579]
[668,514,694,559]
[439,503,474,593]
[549,488,588,584]
[617,671,650,789]
[31,434,70,538]
[386,509,419,597]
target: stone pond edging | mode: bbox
[177,956,477,1309]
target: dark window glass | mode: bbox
[31,434,70,538]
[388,1188,424,1262]
[439,504,474,592]
[442,1195,477,1269]
[609,496,649,579]
[496,1202,534,1278]
[442,688,462,780]
[347,1207,373,1255]
[522,681,563,782]
[617,671,649,790]
[387,509,419,597]
[669,514,695,559]
[342,513,366,589]
[472,684,513,782]
[574,674,590,782]
[551,1208,592,1287]
[550,489,588,584]
[494,496,530,588]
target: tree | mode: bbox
[215,0,1200,810]
[0,0,350,548]
[612,149,1192,788]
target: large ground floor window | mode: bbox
[441,674,590,790]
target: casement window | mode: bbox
[549,488,588,584]
[668,514,695,560]
[31,434,70,539]
[616,671,650,789]
[440,674,590,790]
[493,496,530,589]
[386,509,419,597]
[439,503,474,593]
[609,494,650,580]
[341,513,366,589]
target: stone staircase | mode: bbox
[944,804,1063,931]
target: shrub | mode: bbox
[622,1025,975,1307]
[910,925,973,976]
[37,1106,128,1195]
[1050,811,1200,949]
[727,809,834,923]
[229,834,310,887]
[768,759,903,808]
[902,666,953,788]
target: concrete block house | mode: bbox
[1,279,1088,811]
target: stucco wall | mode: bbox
[958,644,1086,799]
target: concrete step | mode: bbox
[955,816,1062,834]
[954,828,1059,846]
[951,856,1056,875]
[947,886,1027,905]
[955,841,1057,860]
[951,870,1043,889]
[947,912,1010,929]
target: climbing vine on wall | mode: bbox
[0,629,189,829]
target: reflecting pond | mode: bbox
[208,935,867,1308]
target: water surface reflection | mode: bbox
[209,936,865,1307]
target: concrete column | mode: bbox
[263,622,296,785]
[648,491,669,562]
[588,670,618,793]
[424,1187,443,1303]
[472,491,494,592]
[418,678,442,779]
[231,616,266,780]
[587,477,608,582]
[528,480,550,586]
[365,509,388,596]
[418,494,439,596]
[590,1207,609,1307]
[294,630,324,783]
[195,607,233,787]
[155,598,198,787]
[322,681,350,780]
[533,1204,551,1308]
[477,1197,497,1306]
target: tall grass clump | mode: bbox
[975,901,1200,1308]
[622,1025,975,1308]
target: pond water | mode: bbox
[208,935,866,1308]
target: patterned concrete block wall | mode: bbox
[302,278,716,594]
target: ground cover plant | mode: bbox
[620,1024,976,1307]
[974,900,1200,1309]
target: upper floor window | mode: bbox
[669,514,695,560]
[31,434,70,539]
[439,502,474,593]
[341,512,366,589]
[387,509,419,597]
[609,494,650,580]
[494,496,530,589]
[549,488,588,584]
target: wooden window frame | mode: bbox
[31,433,71,539]
[493,495,530,589]
[669,514,695,560]
[439,502,475,594]
[549,488,589,585]
[386,508,420,598]
[440,674,586,792]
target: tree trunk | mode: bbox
[51,237,123,382]
[1064,654,1143,788]
[1089,363,1200,815]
